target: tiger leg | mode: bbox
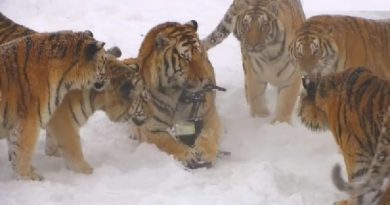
[134,126,206,168]
[192,103,221,167]
[273,71,301,124]
[8,116,43,180]
[46,123,93,174]
[243,56,269,117]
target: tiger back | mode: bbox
[289,15,390,78]
[0,12,35,44]
[298,67,390,205]
[132,20,222,169]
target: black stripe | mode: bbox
[80,97,88,119]
[47,74,52,115]
[69,101,80,126]
[37,99,43,126]
[2,102,8,128]
[22,36,33,98]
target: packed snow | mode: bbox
[0,1,389,205]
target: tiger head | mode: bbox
[233,0,285,54]
[289,21,338,77]
[138,20,215,92]
[47,31,107,90]
[298,67,370,131]
[103,56,151,126]
[298,71,340,131]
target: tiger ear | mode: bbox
[267,1,279,15]
[185,20,198,31]
[155,34,171,51]
[234,0,249,8]
[107,46,122,58]
[84,30,94,37]
[85,41,105,60]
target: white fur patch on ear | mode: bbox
[96,41,105,50]
[155,34,170,50]
[186,20,198,31]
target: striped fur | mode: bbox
[0,13,150,176]
[331,108,390,205]
[0,31,112,180]
[44,57,151,174]
[289,15,390,79]
[132,21,222,169]
[201,0,305,123]
[298,67,390,205]
[0,12,35,45]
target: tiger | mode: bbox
[0,12,35,44]
[0,13,150,176]
[131,20,222,169]
[201,0,305,123]
[289,15,390,79]
[0,30,118,180]
[298,66,390,205]
[44,55,151,174]
[332,107,390,205]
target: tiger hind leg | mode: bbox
[8,117,43,180]
[273,72,301,124]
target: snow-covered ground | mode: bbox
[0,1,389,205]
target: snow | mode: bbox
[0,1,389,204]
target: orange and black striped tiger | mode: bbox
[298,67,390,205]
[289,15,390,79]
[0,31,113,180]
[202,0,305,123]
[131,20,222,169]
[0,13,151,176]
[332,107,390,205]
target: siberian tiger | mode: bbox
[0,12,35,44]
[201,0,305,123]
[332,107,390,205]
[289,15,390,79]
[298,67,390,205]
[0,13,150,176]
[0,31,115,180]
[44,56,151,174]
[131,20,222,169]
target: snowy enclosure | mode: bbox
[0,0,389,205]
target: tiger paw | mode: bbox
[44,137,62,157]
[66,160,93,174]
[250,106,270,118]
[45,145,61,157]
[182,150,212,169]
[15,166,44,181]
